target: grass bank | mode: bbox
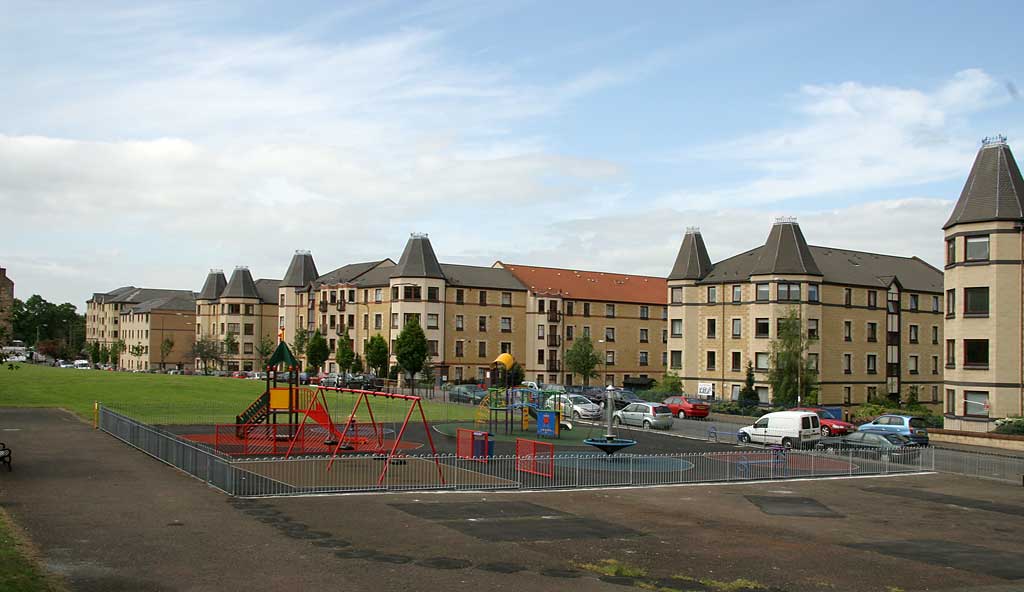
[0,509,64,592]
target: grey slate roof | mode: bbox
[221,268,260,299]
[668,230,713,280]
[701,245,942,293]
[281,251,319,288]
[944,139,1024,229]
[123,293,196,314]
[198,271,227,301]
[92,286,195,305]
[751,221,822,276]
[391,234,445,279]
[254,279,281,304]
[440,264,525,290]
[312,260,391,289]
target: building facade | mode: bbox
[86,287,196,360]
[194,267,280,372]
[667,221,944,408]
[0,267,12,345]
[942,137,1024,432]
[118,294,197,371]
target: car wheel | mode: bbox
[643,420,651,429]
[738,432,751,444]
[678,410,686,419]
[781,437,795,449]
[612,417,621,426]
[821,426,831,438]
[572,411,581,420]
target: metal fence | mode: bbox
[932,447,1024,483]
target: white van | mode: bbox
[738,411,821,449]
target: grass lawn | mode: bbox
[0,364,476,425]
[0,509,64,592]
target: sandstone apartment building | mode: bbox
[195,267,280,372]
[85,286,197,370]
[0,267,13,344]
[666,220,944,409]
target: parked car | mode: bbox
[545,394,602,420]
[449,384,488,404]
[738,411,821,449]
[792,407,856,437]
[594,389,644,411]
[298,372,310,385]
[231,371,247,379]
[858,414,930,445]
[520,381,540,390]
[541,384,568,394]
[662,396,711,419]
[816,431,922,464]
[320,373,340,388]
[613,402,674,429]
[509,387,543,406]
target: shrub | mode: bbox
[995,417,1024,435]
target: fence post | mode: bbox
[848,448,853,476]
[629,455,634,486]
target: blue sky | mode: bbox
[2,1,1022,306]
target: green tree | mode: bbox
[739,362,760,407]
[128,344,145,369]
[394,320,428,395]
[87,341,102,365]
[159,335,175,370]
[335,326,354,374]
[306,330,329,372]
[10,295,82,346]
[254,335,276,369]
[365,334,389,377]
[98,344,110,365]
[109,339,126,369]
[653,371,684,394]
[564,335,601,386]
[351,353,364,373]
[223,332,239,356]
[768,308,817,407]
[191,337,222,375]
[292,329,308,358]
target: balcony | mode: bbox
[319,302,328,312]
[547,335,561,347]
[547,309,560,323]
[546,360,561,372]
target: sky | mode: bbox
[2,1,1023,308]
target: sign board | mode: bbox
[697,382,715,398]
[536,410,559,437]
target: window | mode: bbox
[964,287,989,316]
[755,352,769,371]
[501,292,512,306]
[606,351,616,365]
[844,288,852,306]
[670,350,682,369]
[908,355,918,374]
[908,294,918,311]
[363,314,368,329]
[946,289,956,318]
[842,321,852,342]
[427,287,439,302]
[932,325,939,344]
[945,389,956,414]
[583,326,591,338]
[478,341,487,357]
[731,318,741,338]
[479,291,488,306]
[606,304,615,318]
[670,319,682,338]
[403,285,421,301]
[778,283,800,301]
[244,323,254,336]
[843,354,852,374]
[500,317,512,332]
[538,300,545,313]
[867,322,877,342]
[706,351,716,370]
[844,386,852,405]
[707,318,716,338]
[662,329,667,343]
[566,301,574,316]
[566,326,574,341]
[537,349,545,364]
[964,339,989,368]
[243,342,253,354]
[731,351,741,371]
[639,305,649,320]
[807,319,818,340]
[808,284,819,303]
[867,386,877,401]
[639,351,649,366]
[707,286,717,303]
[808,353,818,372]
[946,238,956,265]
[455,315,464,331]
[639,328,649,343]
[427,314,439,329]
[755,318,769,338]
[671,287,683,304]
[908,325,919,343]
[605,327,616,342]
[403,313,419,327]
[932,295,940,313]
[930,386,939,403]
[756,283,769,302]
[946,339,956,368]
[536,324,545,339]
[931,355,938,375]
[279,294,284,306]
[732,285,742,303]
[455,341,464,357]
[663,306,668,320]
[375,288,383,303]
[583,302,591,317]
[866,354,877,374]
[964,391,989,417]
[428,340,439,357]
[965,235,989,262]
[373,314,382,330]
[501,342,512,354]
[478,316,487,331]
[455,289,464,304]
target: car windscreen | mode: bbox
[652,406,672,414]
[884,434,912,444]
[686,398,707,404]
[909,418,928,429]
[569,396,591,405]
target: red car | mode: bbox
[662,396,711,419]
[792,407,856,437]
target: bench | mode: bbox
[735,446,787,478]
[0,442,10,472]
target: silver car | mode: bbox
[545,394,601,420]
[613,402,674,430]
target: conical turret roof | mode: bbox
[281,250,319,287]
[944,137,1024,229]
[222,267,260,299]
[751,219,822,276]
[668,228,713,280]
[392,233,445,279]
[198,270,227,300]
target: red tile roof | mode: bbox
[499,263,666,304]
